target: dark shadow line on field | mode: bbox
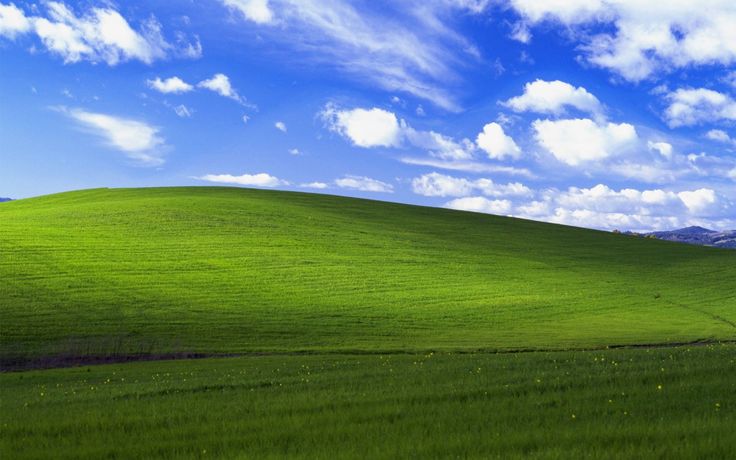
[3,339,736,373]
[666,300,736,329]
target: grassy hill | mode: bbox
[1,187,734,365]
[1,187,735,458]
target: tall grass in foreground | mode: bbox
[2,345,734,459]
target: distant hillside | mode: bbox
[0,198,12,203]
[644,226,736,249]
[1,187,735,366]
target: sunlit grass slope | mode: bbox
[1,187,734,363]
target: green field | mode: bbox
[2,345,735,459]
[1,187,735,458]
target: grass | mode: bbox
[1,186,735,458]
[0,187,734,365]
[1,345,734,459]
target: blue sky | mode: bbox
[1,0,735,231]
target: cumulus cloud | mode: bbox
[197,173,288,187]
[510,1,736,82]
[222,0,273,24]
[503,79,603,117]
[475,122,521,160]
[663,88,736,127]
[219,0,489,110]
[445,196,512,215]
[510,184,734,231]
[58,107,165,165]
[706,129,732,143]
[647,141,673,159]
[0,2,30,38]
[301,181,328,189]
[322,106,402,148]
[677,188,718,214]
[147,76,193,94]
[198,73,246,104]
[274,121,287,133]
[335,175,393,193]
[412,172,531,198]
[533,118,638,166]
[322,104,522,166]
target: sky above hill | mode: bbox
[1,0,735,231]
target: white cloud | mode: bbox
[173,105,193,118]
[274,121,287,132]
[510,1,736,82]
[445,196,512,215]
[222,0,273,24]
[288,148,301,155]
[647,141,673,159]
[400,157,535,178]
[322,104,480,161]
[663,88,736,127]
[533,118,638,166]
[302,181,328,189]
[511,184,732,231]
[706,129,732,143]
[242,115,250,124]
[509,21,531,43]
[198,173,288,187]
[403,128,475,160]
[0,2,31,38]
[510,0,606,25]
[30,2,171,65]
[220,1,488,110]
[503,79,603,117]
[677,188,718,214]
[147,76,193,94]
[335,175,393,193]
[59,107,165,165]
[322,106,401,148]
[724,71,736,89]
[412,172,531,198]
[412,172,473,197]
[607,162,679,184]
[475,122,521,160]
[198,73,244,103]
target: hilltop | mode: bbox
[1,187,734,367]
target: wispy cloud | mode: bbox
[335,175,394,193]
[56,107,166,166]
[198,73,246,104]
[220,0,488,110]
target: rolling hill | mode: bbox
[2,186,735,459]
[1,187,734,367]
